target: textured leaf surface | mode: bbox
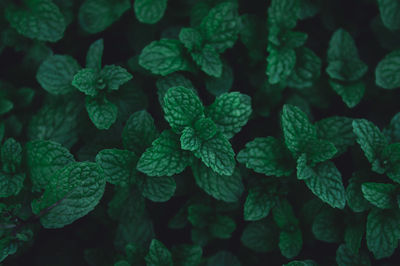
[145,239,173,266]
[72,68,99,96]
[329,80,365,108]
[191,45,223,78]
[336,244,371,266]
[316,116,355,153]
[268,0,300,29]
[37,55,80,95]
[179,27,203,52]
[266,47,296,84]
[244,187,276,221]
[192,161,243,202]
[85,96,118,130]
[141,176,176,202]
[100,65,132,91]
[376,50,400,89]
[31,162,106,228]
[86,39,104,70]
[361,182,397,209]
[139,39,191,76]
[5,0,66,42]
[241,219,278,252]
[26,140,74,190]
[137,130,192,176]
[180,127,201,151]
[287,47,321,89]
[206,92,252,139]
[378,0,400,31]
[134,0,167,24]
[0,172,25,198]
[304,162,346,209]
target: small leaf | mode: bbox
[191,45,223,78]
[141,176,176,202]
[145,239,173,266]
[266,47,296,84]
[179,27,203,52]
[361,182,397,209]
[376,50,400,89]
[86,39,104,70]
[72,69,99,97]
[85,96,118,130]
[328,80,365,108]
[180,127,201,151]
[134,0,167,24]
[241,219,279,252]
[377,0,400,31]
[244,187,276,221]
[100,65,133,91]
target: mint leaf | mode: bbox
[141,176,176,202]
[237,137,294,177]
[328,80,365,108]
[366,209,400,259]
[345,222,364,255]
[5,0,66,42]
[268,0,300,29]
[361,182,397,209]
[296,154,317,180]
[301,139,337,164]
[209,215,236,239]
[137,130,192,176]
[36,55,80,95]
[192,161,243,202]
[0,172,25,198]
[336,244,371,266]
[312,208,342,243]
[206,92,252,139]
[171,244,202,266]
[279,229,302,259]
[191,45,223,78]
[122,110,159,154]
[180,127,201,151]
[26,140,74,190]
[163,86,204,133]
[85,96,118,130]
[78,0,130,34]
[193,132,235,176]
[1,138,22,174]
[72,69,99,97]
[244,187,276,221]
[346,176,371,213]
[241,219,278,252]
[156,74,195,107]
[193,118,217,141]
[304,162,346,209]
[353,119,389,173]
[86,39,104,70]
[134,0,167,24]
[287,47,321,89]
[266,47,296,84]
[100,65,132,91]
[281,104,317,158]
[199,2,240,53]
[205,62,234,96]
[376,50,400,89]
[145,239,173,266]
[377,0,400,31]
[31,162,106,228]
[382,143,400,183]
[179,27,203,52]
[96,149,137,186]
[139,39,191,76]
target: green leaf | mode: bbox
[296,154,317,180]
[188,204,213,228]
[26,140,74,190]
[382,143,400,183]
[145,239,173,266]
[108,187,145,223]
[312,208,342,243]
[31,162,106,228]
[377,0,400,31]
[287,47,321,89]
[139,39,192,76]
[100,65,133,91]
[237,137,293,177]
[36,55,81,95]
[206,92,252,139]
[0,99,13,115]
[366,209,400,259]
[134,0,167,24]
[284,260,317,266]
[266,47,296,84]
[353,119,389,173]
[279,229,302,259]
[5,0,66,42]
[72,68,99,97]
[244,187,276,221]
[209,215,236,239]
[179,27,204,52]
[336,244,371,266]
[194,118,217,141]
[86,39,104,70]
[268,0,300,29]
[192,161,244,203]
[114,261,130,266]
[193,132,235,176]
[361,182,397,209]
[206,251,241,266]
[96,149,137,186]
[171,244,202,266]
[281,104,317,158]
[122,110,159,154]
[345,222,364,255]
[328,80,365,108]
[191,45,223,78]
[1,138,22,174]
[205,62,234,96]
[180,127,201,151]
[141,176,176,202]
[346,176,371,213]
[301,139,337,164]
[316,116,355,154]
[0,172,25,198]
[241,219,279,252]
[156,74,195,107]
[78,0,130,34]
[163,86,204,133]
[85,96,118,130]
[376,50,400,89]
[199,2,240,53]
[304,162,346,209]
[137,130,192,176]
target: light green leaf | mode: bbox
[31,162,106,228]
[26,140,74,190]
[266,47,296,84]
[139,39,192,76]
[137,130,192,176]
[5,0,66,42]
[72,68,99,97]
[134,0,167,24]
[206,92,252,139]
[179,27,204,52]
[361,182,397,209]
[180,127,201,151]
[85,96,118,130]
[36,55,81,95]
[100,65,132,91]
[268,0,300,29]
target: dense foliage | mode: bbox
[2,0,400,265]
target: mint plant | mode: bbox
[4,0,400,265]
